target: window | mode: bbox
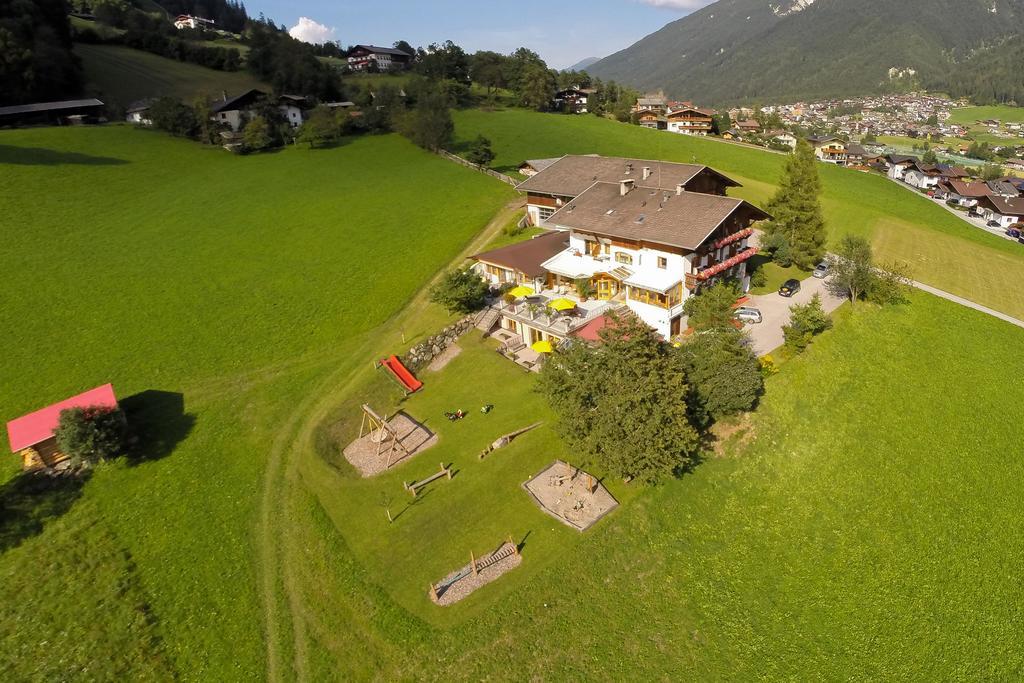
[615,252,634,265]
[538,207,555,222]
[657,256,668,269]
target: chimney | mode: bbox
[620,179,635,196]
[643,166,652,180]
[676,183,686,195]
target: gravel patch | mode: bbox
[430,542,521,606]
[523,460,618,531]
[342,412,437,477]
[426,343,462,373]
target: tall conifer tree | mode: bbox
[763,140,828,269]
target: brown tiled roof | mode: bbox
[940,180,992,198]
[472,231,570,278]
[515,155,739,198]
[546,183,770,251]
[979,195,1024,217]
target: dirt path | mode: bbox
[255,197,524,681]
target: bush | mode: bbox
[55,406,127,468]
[430,268,489,314]
[465,134,496,166]
[761,231,793,267]
[677,329,763,424]
[759,355,779,377]
[749,265,768,289]
[783,294,832,353]
[869,261,913,306]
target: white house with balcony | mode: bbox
[477,156,769,341]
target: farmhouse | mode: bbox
[174,14,214,30]
[478,156,768,340]
[278,94,312,128]
[347,45,412,71]
[553,87,597,114]
[977,196,1024,228]
[638,111,667,130]
[735,119,761,134]
[665,105,715,136]
[211,88,267,131]
[935,179,992,208]
[6,384,119,471]
[517,154,739,227]
[126,100,154,126]
[807,135,847,165]
[633,94,668,114]
[885,154,919,180]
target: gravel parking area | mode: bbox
[743,275,846,356]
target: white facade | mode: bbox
[126,110,151,126]
[216,109,246,132]
[980,208,1022,228]
[279,104,304,128]
[905,170,939,189]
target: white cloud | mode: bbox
[288,17,336,45]
[635,0,716,9]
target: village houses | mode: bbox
[346,45,413,71]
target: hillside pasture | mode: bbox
[0,125,514,679]
[948,104,1024,125]
[453,109,1024,319]
[75,43,269,106]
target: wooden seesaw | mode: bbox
[403,462,452,497]
[478,422,543,459]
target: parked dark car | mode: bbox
[988,220,1002,228]
[1007,228,1022,239]
[779,279,801,297]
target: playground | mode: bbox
[523,460,619,532]
[317,335,635,619]
[342,405,437,477]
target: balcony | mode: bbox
[491,290,621,337]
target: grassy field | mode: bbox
[453,109,1024,320]
[0,125,514,679]
[747,255,811,294]
[75,43,269,107]
[948,104,1024,125]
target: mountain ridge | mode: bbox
[586,0,1024,105]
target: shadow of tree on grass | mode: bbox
[120,390,196,466]
[0,145,129,166]
[0,472,87,554]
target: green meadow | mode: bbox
[948,104,1024,125]
[3,114,1024,681]
[453,108,1024,320]
[75,43,270,106]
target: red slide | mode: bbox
[380,355,423,393]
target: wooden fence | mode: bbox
[436,149,519,186]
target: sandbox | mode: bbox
[343,411,437,477]
[429,541,521,606]
[522,460,618,532]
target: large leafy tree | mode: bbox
[400,90,453,151]
[538,312,700,483]
[763,140,828,269]
[297,105,338,148]
[828,235,874,305]
[242,115,272,152]
[429,268,488,314]
[682,281,741,332]
[517,60,556,111]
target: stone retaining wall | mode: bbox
[402,315,475,372]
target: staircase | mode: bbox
[475,307,501,335]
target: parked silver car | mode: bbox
[813,261,830,279]
[734,306,763,324]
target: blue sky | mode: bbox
[247,0,714,69]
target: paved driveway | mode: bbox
[742,276,846,356]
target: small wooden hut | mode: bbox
[5,384,119,471]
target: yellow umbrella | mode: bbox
[546,298,577,312]
[531,339,554,354]
[508,285,534,298]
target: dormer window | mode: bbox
[658,256,668,269]
[615,252,633,265]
